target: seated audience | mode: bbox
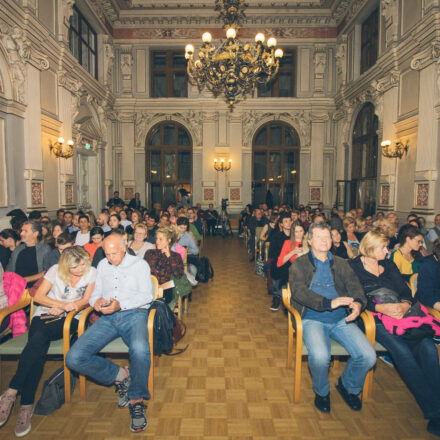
[331,228,351,259]
[176,217,199,256]
[66,233,153,433]
[144,226,184,304]
[128,192,141,210]
[349,230,440,437]
[0,229,20,270]
[128,224,154,259]
[74,214,91,246]
[416,239,440,311]
[40,222,53,248]
[119,210,132,231]
[63,211,74,232]
[341,218,362,257]
[86,211,96,228]
[108,214,123,235]
[7,221,51,287]
[83,227,104,260]
[52,224,64,242]
[268,212,292,311]
[277,222,308,268]
[391,225,423,281]
[126,210,141,235]
[0,246,95,437]
[289,222,375,413]
[205,203,219,237]
[43,232,75,271]
[96,212,111,233]
[52,208,65,227]
[187,208,202,241]
[427,214,440,243]
[260,214,278,244]
[248,208,268,261]
[145,213,158,244]
[107,190,124,208]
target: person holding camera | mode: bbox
[206,204,219,237]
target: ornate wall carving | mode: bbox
[242,110,311,147]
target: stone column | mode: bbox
[120,113,136,203]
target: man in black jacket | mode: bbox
[289,222,376,413]
[268,212,292,311]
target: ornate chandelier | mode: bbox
[185,0,283,109]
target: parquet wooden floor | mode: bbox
[0,236,435,439]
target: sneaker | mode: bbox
[129,400,147,432]
[335,377,362,411]
[270,296,281,311]
[0,391,16,427]
[314,393,330,413]
[378,354,394,368]
[115,367,131,408]
[14,405,32,437]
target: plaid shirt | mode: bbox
[144,249,184,285]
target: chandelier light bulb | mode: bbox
[275,48,284,58]
[255,33,265,43]
[67,140,74,146]
[267,37,277,48]
[185,44,194,54]
[226,28,236,39]
[57,137,64,144]
[202,32,212,43]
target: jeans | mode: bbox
[10,316,78,405]
[376,322,440,419]
[271,278,284,298]
[302,317,376,397]
[66,309,151,400]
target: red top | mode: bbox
[277,240,303,267]
[84,242,101,260]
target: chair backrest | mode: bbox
[151,275,160,299]
[409,273,418,297]
[184,248,188,271]
[282,284,291,304]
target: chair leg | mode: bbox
[184,296,188,314]
[362,368,373,402]
[294,338,302,403]
[64,358,71,403]
[287,323,294,369]
[80,374,87,400]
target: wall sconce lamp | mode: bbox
[214,158,232,172]
[381,139,409,159]
[49,137,74,159]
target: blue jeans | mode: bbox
[66,309,151,400]
[376,322,440,419]
[302,317,376,397]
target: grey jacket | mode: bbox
[289,252,366,318]
[6,242,51,274]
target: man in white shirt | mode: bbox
[427,214,440,243]
[74,215,91,246]
[66,231,153,433]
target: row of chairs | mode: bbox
[0,276,160,402]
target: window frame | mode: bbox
[258,49,296,98]
[150,50,188,98]
[252,122,300,207]
[69,6,98,79]
[146,122,192,208]
[360,8,379,75]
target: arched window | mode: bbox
[252,122,300,208]
[146,121,192,208]
[351,103,378,215]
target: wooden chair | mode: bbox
[0,289,84,403]
[175,249,189,319]
[282,285,378,403]
[77,275,159,401]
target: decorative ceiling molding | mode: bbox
[113,26,337,40]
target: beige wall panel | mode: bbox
[399,69,419,117]
[401,0,422,34]
[396,138,417,212]
[136,49,146,93]
[40,70,57,116]
[0,119,7,207]
[38,0,55,33]
[299,49,310,93]
[42,132,59,212]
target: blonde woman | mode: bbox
[0,246,96,437]
[341,217,363,257]
[128,223,154,259]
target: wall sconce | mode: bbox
[49,137,74,159]
[381,139,409,159]
[214,158,232,172]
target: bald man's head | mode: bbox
[103,233,126,266]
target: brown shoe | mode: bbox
[14,405,32,437]
[0,391,16,427]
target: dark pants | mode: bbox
[10,316,78,405]
[206,219,216,236]
[376,322,440,419]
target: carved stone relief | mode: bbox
[103,37,114,87]
[381,0,398,45]
[313,47,327,95]
[335,38,347,88]
[241,111,311,147]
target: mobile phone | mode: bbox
[101,300,112,307]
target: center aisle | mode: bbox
[19,235,431,439]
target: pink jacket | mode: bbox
[3,272,27,337]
